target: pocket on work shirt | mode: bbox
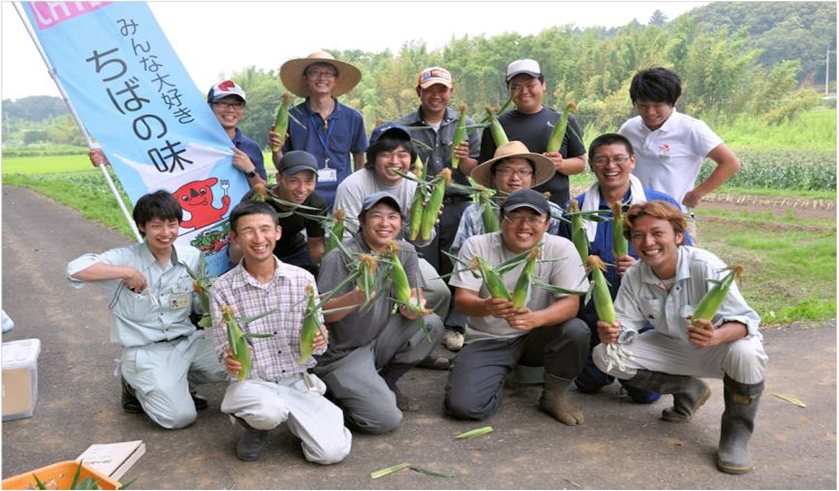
[640,298,664,323]
[329,130,352,154]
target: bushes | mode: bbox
[697,149,836,191]
[2,144,88,158]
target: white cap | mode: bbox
[506,59,542,83]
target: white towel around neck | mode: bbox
[580,174,647,242]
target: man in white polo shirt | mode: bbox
[619,67,741,236]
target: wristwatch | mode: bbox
[246,171,257,179]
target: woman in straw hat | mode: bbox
[268,51,367,207]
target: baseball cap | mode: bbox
[501,189,550,216]
[506,59,542,83]
[417,66,453,89]
[360,191,403,215]
[277,151,318,175]
[370,122,411,145]
[207,80,247,103]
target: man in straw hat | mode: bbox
[270,51,367,207]
[478,59,586,206]
[445,141,566,352]
[445,189,590,425]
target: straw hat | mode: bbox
[279,50,362,98]
[470,141,556,189]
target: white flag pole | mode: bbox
[14,2,142,242]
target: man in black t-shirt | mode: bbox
[478,59,586,206]
[230,151,328,276]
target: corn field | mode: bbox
[697,149,836,191]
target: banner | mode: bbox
[21,1,249,275]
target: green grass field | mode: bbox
[2,154,96,174]
[715,109,837,152]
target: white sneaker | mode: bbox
[443,330,464,352]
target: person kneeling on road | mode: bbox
[315,192,445,432]
[445,189,590,425]
[210,200,351,463]
[593,200,767,474]
[67,191,227,429]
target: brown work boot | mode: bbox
[539,373,585,426]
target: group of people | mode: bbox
[71,53,766,475]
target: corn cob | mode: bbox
[386,242,412,304]
[249,183,269,202]
[471,255,512,301]
[611,201,628,259]
[691,265,744,326]
[450,103,468,169]
[511,245,540,309]
[298,284,325,365]
[419,168,451,241]
[356,254,378,303]
[567,200,589,263]
[324,209,346,254]
[222,306,253,382]
[586,256,615,325]
[271,92,291,152]
[409,159,426,241]
[485,106,509,146]
[479,193,499,233]
[546,102,576,153]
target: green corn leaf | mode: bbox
[242,333,276,339]
[371,462,411,479]
[33,473,47,490]
[455,425,494,439]
[71,461,84,489]
[409,466,455,478]
[118,477,138,490]
[773,393,806,408]
[237,307,280,325]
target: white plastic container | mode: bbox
[2,338,42,421]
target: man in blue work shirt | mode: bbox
[206,80,267,186]
[270,51,368,207]
[561,133,691,403]
[67,191,227,429]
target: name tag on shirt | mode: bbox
[170,294,190,310]
[318,168,337,182]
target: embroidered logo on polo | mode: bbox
[658,143,671,160]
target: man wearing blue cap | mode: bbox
[446,189,590,425]
[315,192,445,432]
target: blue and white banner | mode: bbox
[22,1,248,275]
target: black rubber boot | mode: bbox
[234,417,268,462]
[539,373,585,426]
[190,389,209,410]
[717,376,763,474]
[121,377,143,414]
[624,369,711,423]
[380,364,418,412]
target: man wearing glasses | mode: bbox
[271,51,368,207]
[564,133,691,404]
[478,59,586,206]
[206,80,267,186]
[444,189,590,425]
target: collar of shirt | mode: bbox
[404,105,456,126]
[639,246,692,287]
[640,108,681,136]
[138,242,179,272]
[300,97,344,123]
[231,127,245,144]
[230,256,289,290]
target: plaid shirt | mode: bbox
[450,201,566,256]
[210,258,325,381]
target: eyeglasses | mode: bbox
[592,156,630,167]
[213,101,244,110]
[494,168,533,177]
[502,215,547,226]
[306,69,337,79]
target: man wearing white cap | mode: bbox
[478,59,586,206]
[270,51,368,207]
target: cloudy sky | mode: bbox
[1,1,707,100]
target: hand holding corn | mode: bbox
[224,347,249,376]
[507,307,539,331]
[484,297,516,319]
[543,151,566,174]
[596,319,622,344]
[614,255,636,276]
[267,125,287,152]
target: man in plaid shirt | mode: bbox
[210,200,351,463]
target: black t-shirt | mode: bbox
[267,189,328,258]
[478,107,585,206]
